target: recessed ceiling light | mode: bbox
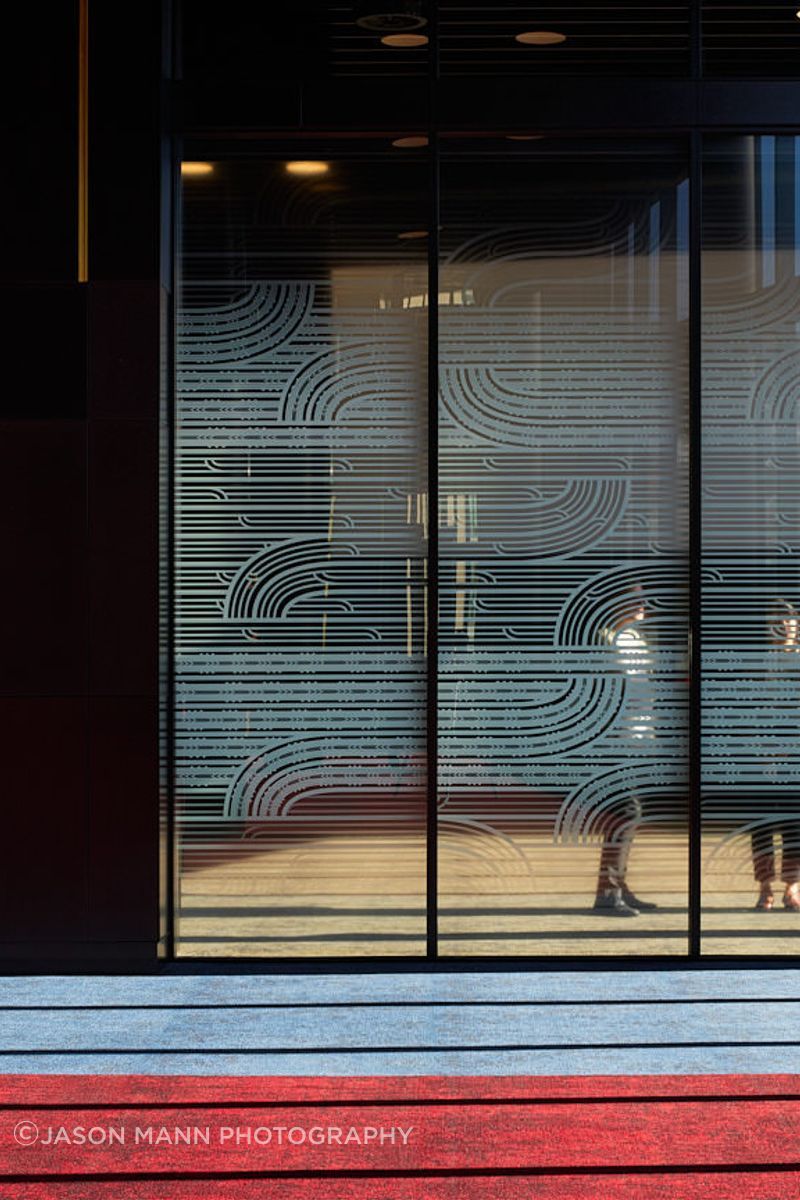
[392,136,429,148]
[181,161,214,176]
[515,30,566,45]
[398,229,428,239]
[356,7,427,33]
[285,161,330,176]
[381,33,429,47]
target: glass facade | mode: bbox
[172,134,800,958]
[437,143,689,955]
[174,150,429,955]
[702,136,800,950]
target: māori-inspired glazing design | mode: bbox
[175,139,800,958]
[175,155,429,955]
[702,136,800,947]
[437,146,690,952]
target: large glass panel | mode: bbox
[174,145,429,955]
[702,136,800,952]
[437,140,690,955]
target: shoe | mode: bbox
[621,887,657,911]
[755,882,774,911]
[593,888,639,917]
[783,883,800,911]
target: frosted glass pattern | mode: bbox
[437,146,690,954]
[172,138,800,960]
[174,156,428,955]
[702,136,800,951]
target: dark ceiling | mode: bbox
[180,2,800,81]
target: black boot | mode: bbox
[592,887,639,916]
[620,886,657,911]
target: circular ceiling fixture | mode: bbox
[355,3,427,32]
[515,30,567,45]
[392,136,429,148]
[285,161,330,176]
[381,32,429,46]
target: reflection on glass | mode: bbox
[702,136,800,951]
[702,4,800,79]
[437,142,690,955]
[174,152,428,955]
[438,5,691,78]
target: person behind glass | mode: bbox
[592,589,658,917]
[752,599,800,912]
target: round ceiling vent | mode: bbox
[354,3,427,33]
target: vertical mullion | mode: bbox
[426,6,440,960]
[164,0,179,962]
[688,129,703,959]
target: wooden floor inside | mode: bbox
[177,830,800,956]
[2,969,800,1195]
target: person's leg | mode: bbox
[596,832,625,891]
[594,795,645,915]
[779,823,800,909]
[751,827,775,909]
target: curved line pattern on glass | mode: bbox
[701,136,800,952]
[437,149,690,953]
[176,142,800,957]
[174,158,429,956]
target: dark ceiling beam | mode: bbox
[177,79,800,136]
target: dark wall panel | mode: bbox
[88,0,161,280]
[0,286,86,419]
[0,421,87,696]
[2,7,78,281]
[87,696,159,941]
[0,4,164,968]
[88,283,160,421]
[88,419,158,696]
[0,697,88,941]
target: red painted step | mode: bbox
[3,1176,800,1199]
[2,1098,799,1174]
[0,1075,799,1179]
[3,1073,799,1104]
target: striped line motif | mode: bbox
[174,139,800,957]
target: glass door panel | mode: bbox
[174,145,429,956]
[173,137,702,958]
[702,136,800,951]
[437,140,691,955]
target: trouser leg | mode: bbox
[596,794,642,894]
[780,823,800,884]
[751,829,776,883]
